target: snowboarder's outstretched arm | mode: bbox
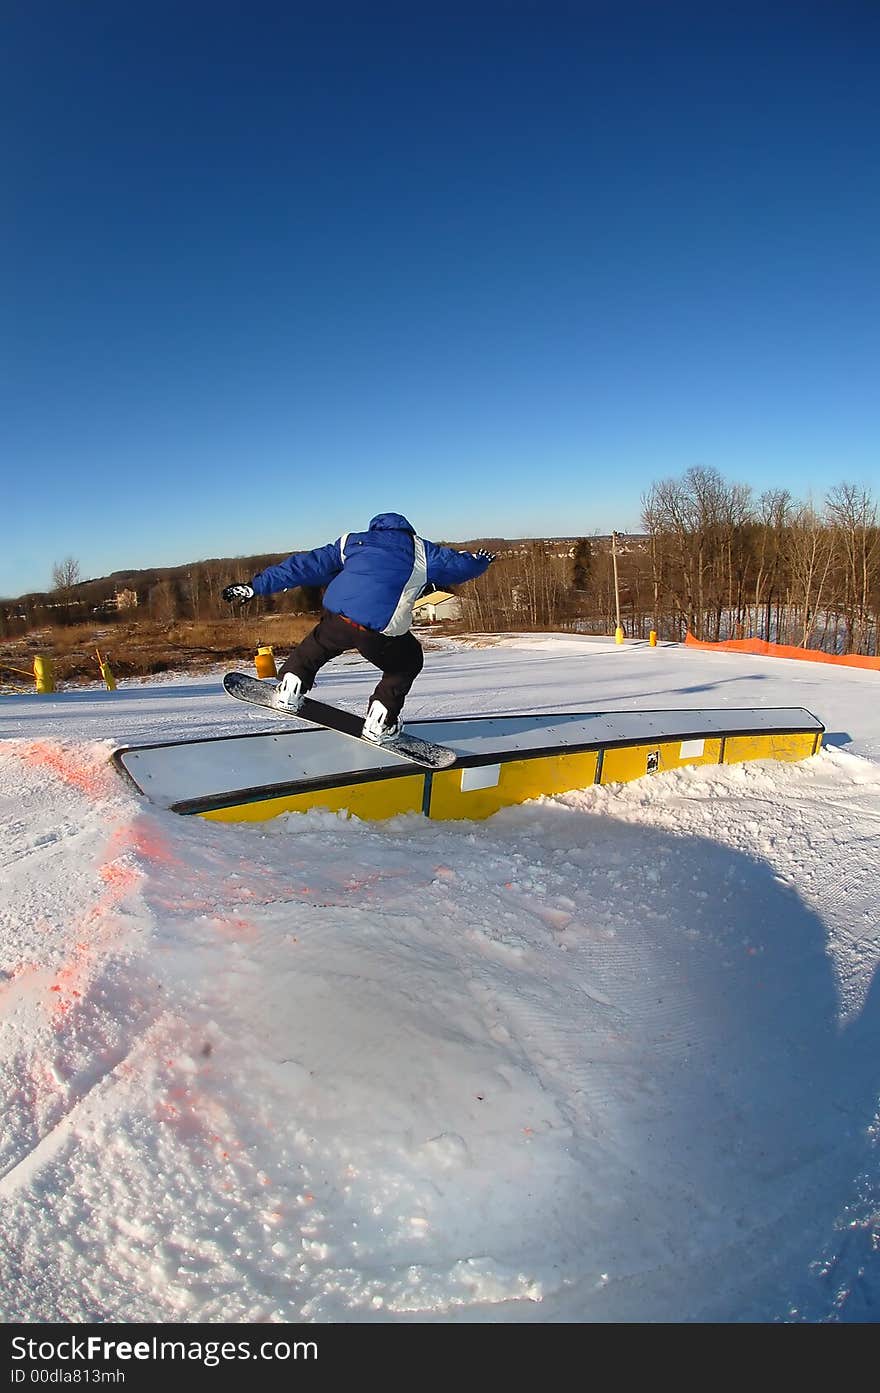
[244,541,346,598]
[424,542,496,590]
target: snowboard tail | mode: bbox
[222,672,456,770]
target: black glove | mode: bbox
[221,583,255,604]
[474,549,496,563]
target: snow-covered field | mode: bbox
[1,635,878,1323]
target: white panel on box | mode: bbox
[679,739,705,758]
[461,764,501,792]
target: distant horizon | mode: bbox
[3,526,649,602]
[5,464,880,601]
[5,2,877,596]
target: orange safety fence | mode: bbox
[685,632,880,671]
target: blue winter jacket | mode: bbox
[249,513,490,636]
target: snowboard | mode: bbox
[222,672,457,770]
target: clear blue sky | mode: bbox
[3,1,878,597]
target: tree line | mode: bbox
[0,553,323,638]
[460,467,879,656]
[3,469,878,656]
[639,467,879,654]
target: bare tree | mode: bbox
[51,557,82,595]
[826,482,879,654]
[641,487,671,636]
[187,565,205,621]
[709,478,753,639]
[752,489,791,640]
[641,477,691,634]
[641,469,725,637]
[787,502,834,648]
[148,579,182,623]
[49,556,83,624]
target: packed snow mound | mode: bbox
[1,637,878,1321]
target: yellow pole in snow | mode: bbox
[612,532,624,644]
[96,649,116,691]
[33,655,55,693]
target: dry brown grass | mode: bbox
[167,615,317,649]
[0,615,319,685]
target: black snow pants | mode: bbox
[278,608,424,723]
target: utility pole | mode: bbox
[611,531,624,644]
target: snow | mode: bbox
[0,634,878,1323]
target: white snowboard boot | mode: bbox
[362,700,401,743]
[276,672,303,711]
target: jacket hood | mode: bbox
[368,512,415,533]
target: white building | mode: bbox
[412,591,461,624]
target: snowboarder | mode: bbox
[221,513,495,741]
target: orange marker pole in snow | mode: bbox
[255,644,277,679]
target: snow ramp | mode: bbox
[113,707,824,823]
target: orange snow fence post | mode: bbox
[684,632,880,671]
[255,644,277,679]
[95,649,117,691]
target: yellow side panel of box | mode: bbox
[199,774,426,823]
[723,731,819,765]
[600,737,724,784]
[429,750,600,821]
